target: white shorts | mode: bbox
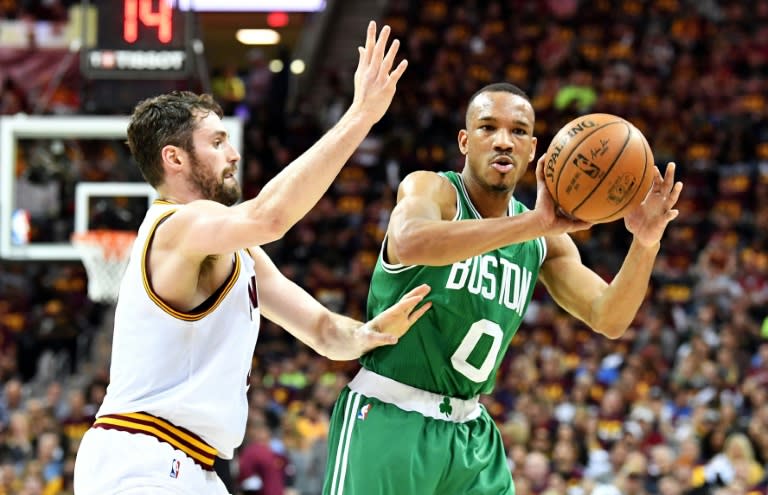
[74,428,231,495]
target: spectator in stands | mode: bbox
[244,49,273,121]
[695,431,765,490]
[238,410,286,495]
[211,65,246,116]
[17,0,70,21]
[0,77,29,115]
[59,388,93,452]
[0,378,25,428]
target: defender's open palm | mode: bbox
[351,21,408,124]
[358,284,432,353]
[624,162,683,246]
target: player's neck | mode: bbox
[155,183,201,205]
[461,177,513,218]
[472,196,511,218]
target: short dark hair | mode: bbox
[465,83,531,127]
[126,91,223,187]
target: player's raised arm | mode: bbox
[173,21,407,257]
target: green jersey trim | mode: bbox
[451,172,516,219]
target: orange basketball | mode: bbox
[543,113,655,223]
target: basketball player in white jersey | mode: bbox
[73,22,430,495]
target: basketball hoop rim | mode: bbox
[71,229,137,261]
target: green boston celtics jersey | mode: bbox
[360,171,547,399]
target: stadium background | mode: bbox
[1,0,768,494]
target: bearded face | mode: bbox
[187,149,241,206]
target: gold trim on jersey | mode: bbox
[141,208,242,321]
[93,412,217,470]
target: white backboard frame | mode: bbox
[74,181,158,232]
[0,114,243,260]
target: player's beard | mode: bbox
[187,151,241,206]
[486,179,511,193]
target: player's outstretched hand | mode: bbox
[349,21,408,124]
[358,284,432,352]
[624,162,683,247]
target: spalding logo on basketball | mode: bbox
[544,113,655,223]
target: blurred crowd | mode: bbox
[0,0,74,21]
[2,0,768,494]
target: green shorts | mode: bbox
[322,368,514,495]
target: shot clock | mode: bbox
[80,0,195,79]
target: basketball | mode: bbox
[543,113,655,223]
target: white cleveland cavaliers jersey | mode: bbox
[97,200,260,459]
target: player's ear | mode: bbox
[458,129,468,155]
[161,145,183,168]
[529,136,537,163]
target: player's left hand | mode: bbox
[624,162,683,247]
[358,284,432,352]
[348,21,408,125]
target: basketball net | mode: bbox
[71,230,137,304]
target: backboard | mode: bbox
[0,114,242,260]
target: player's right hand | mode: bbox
[533,154,593,234]
[349,21,408,124]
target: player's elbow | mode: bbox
[389,217,439,265]
[252,209,292,243]
[267,219,292,241]
[588,299,632,339]
[389,233,427,266]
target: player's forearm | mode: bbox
[392,211,547,266]
[591,239,660,338]
[243,110,375,237]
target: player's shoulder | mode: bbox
[396,171,458,218]
[162,199,228,222]
[150,199,229,244]
[401,169,443,183]
[399,170,454,196]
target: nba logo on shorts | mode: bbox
[357,404,372,420]
[169,459,181,479]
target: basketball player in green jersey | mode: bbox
[323,82,683,495]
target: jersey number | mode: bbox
[450,319,503,383]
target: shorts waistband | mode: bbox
[93,412,217,471]
[348,368,482,423]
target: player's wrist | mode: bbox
[343,103,380,128]
[630,237,661,254]
[519,210,552,238]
